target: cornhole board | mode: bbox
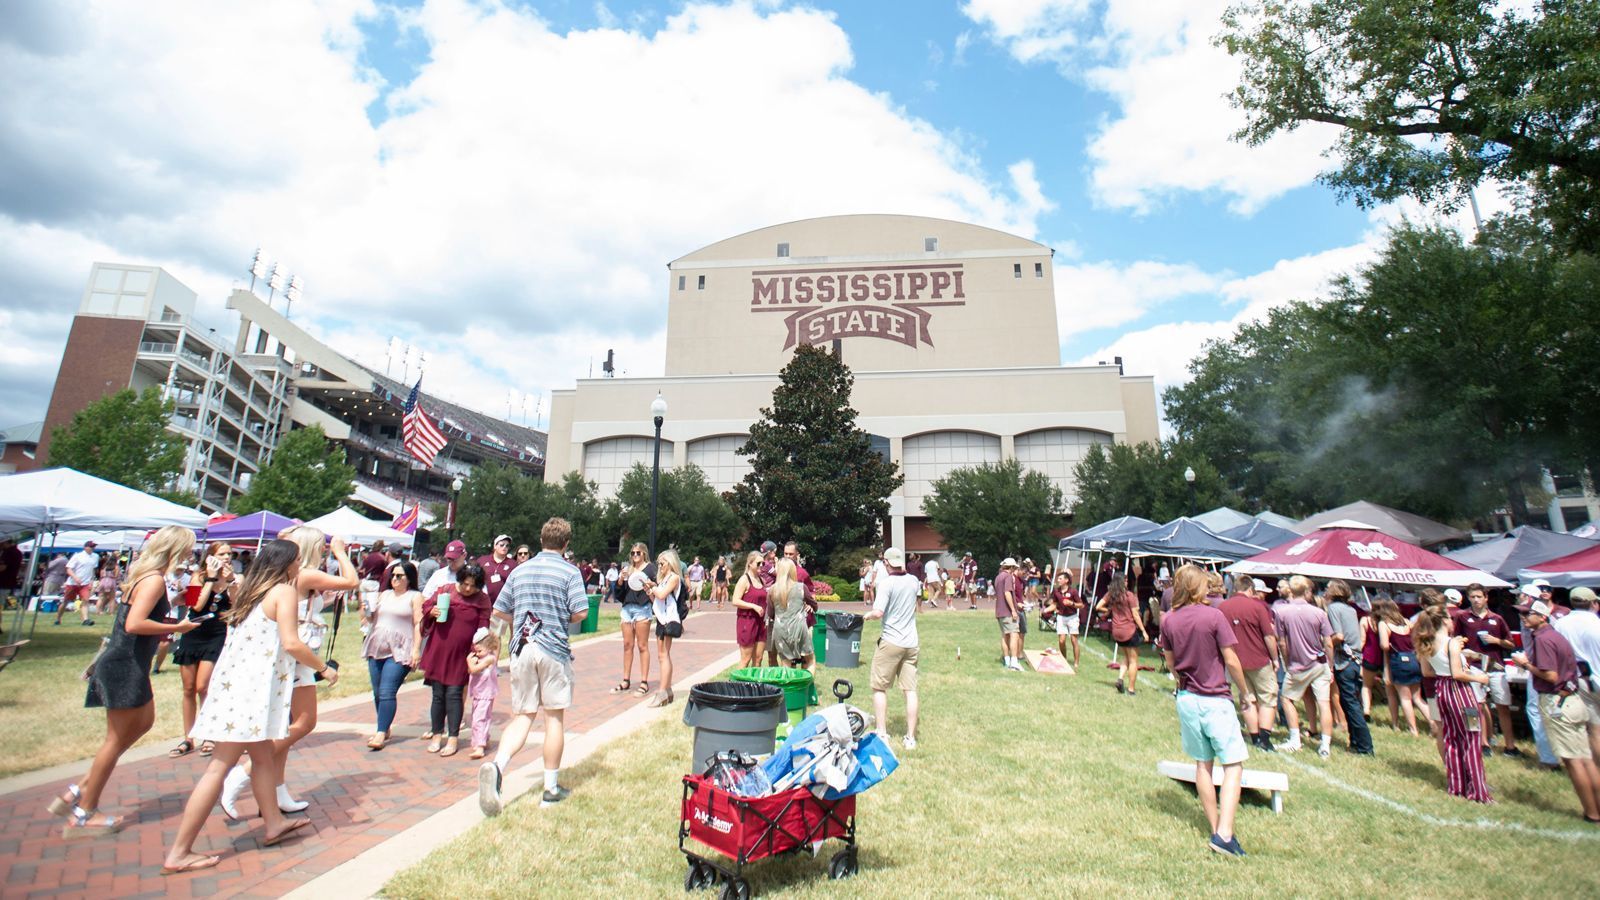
[1023,649,1075,675]
[1157,760,1288,814]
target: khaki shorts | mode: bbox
[511,644,573,713]
[1238,667,1278,706]
[870,642,919,692]
[1581,683,1600,723]
[997,617,1020,635]
[1281,664,1331,704]
[1541,692,1591,759]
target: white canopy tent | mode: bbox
[19,529,152,554]
[303,506,415,549]
[0,468,209,641]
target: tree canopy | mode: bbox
[613,463,739,563]
[730,345,903,571]
[922,459,1065,576]
[1070,442,1234,526]
[232,425,356,520]
[451,464,616,559]
[1162,219,1599,524]
[1219,0,1600,251]
[47,387,194,505]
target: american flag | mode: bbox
[401,378,448,466]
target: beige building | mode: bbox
[547,214,1159,554]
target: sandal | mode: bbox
[367,733,387,751]
[426,737,443,753]
[635,681,650,696]
[47,784,81,817]
[199,741,214,757]
[608,679,631,694]
[62,808,121,838]
[161,854,222,875]
[262,818,310,847]
[440,738,460,758]
[419,731,435,741]
[169,739,195,758]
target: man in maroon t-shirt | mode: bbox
[1461,583,1519,757]
[1159,564,1250,858]
[477,534,518,606]
[995,559,1024,671]
[960,553,979,609]
[1512,598,1600,820]
[1218,578,1280,752]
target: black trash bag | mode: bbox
[687,681,783,713]
[826,612,864,631]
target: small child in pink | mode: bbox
[466,628,500,760]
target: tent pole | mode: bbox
[8,526,45,637]
[25,525,57,641]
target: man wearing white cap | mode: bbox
[864,548,922,749]
[1219,578,1279,752]
[477,535,517,606]
[56,540,100,627]
[995,558,1024,671]
[1517,584,1562,767]
[1553,586,1600,766]
[1512,595,1600,821]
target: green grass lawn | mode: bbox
[0,604,619,778]
[386,609,1599,898]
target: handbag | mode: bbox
[80,636,110,682]
[314,591,344,682]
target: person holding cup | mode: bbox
[1458,583,1520,757]
[419,562,492,756]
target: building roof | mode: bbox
[670,213,1050,266]
[364,368,547,463]
[0,421,44,445]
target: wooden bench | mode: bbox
[1157,759,1288,814]
[0,641,29,675]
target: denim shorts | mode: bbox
[620,603,653,624]
[1176,691,1249,765]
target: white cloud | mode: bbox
[0,0,1054,426]
[963,0,1339,214]
[1054,259,1220,339]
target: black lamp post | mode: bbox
[649,393,667,555]
[449,476,464,541]
[1184,466,1197,517]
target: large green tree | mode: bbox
[47,387,192,503]
[452,465,618,559]
[1219,0,1600,251]
[923,459,1065,576]
[1164,220,1599,523]
[613,463,739,562]
[730,345,903,571]
[233,425,356,520]
[1070,442,1233,526]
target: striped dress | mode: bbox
[1432,640,1492,803]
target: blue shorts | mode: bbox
[620,603,653,624]
[1176,691,1248,765]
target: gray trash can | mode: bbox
[824,612,865,668]
[682,682,785,774]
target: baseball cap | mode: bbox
[1251,578,1268,593]
[760,540,777,553]
[472,627,491,644]
[1517,598,1554,616]
[84,540,96,548]
[1518,584,1542,600]
[1532,578,1552,590]
[1000,557,1017,568]
[883,547,905,567]
[1570,587,1598,604]
[444,540,467,560]
[1443,588,1462,604]
[494,534,511,545]
[963,551,973,558]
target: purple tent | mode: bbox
[204,511,299,544]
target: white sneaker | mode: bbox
[1275,737,1303,754]
[902,735,917,750]
[219,766,248,820]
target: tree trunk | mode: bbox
[1504,475,1531,526]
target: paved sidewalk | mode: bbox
[0,611,740,899]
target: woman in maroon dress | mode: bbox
[731,551,767,668]
[419,563,491,757]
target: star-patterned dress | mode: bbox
[190,602,295,743]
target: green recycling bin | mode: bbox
[581,594,601,633]
[812,620,828,665]
[729,667,816,738]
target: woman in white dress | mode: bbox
[645,550,683,709]
[161,539,341,874]
[218,526,359,816]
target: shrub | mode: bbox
[814,574,860,604]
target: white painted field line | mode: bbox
[1277,753,1600,842]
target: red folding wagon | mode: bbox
[679,773,859,898]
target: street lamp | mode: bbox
[449,475,464,541]
[649,393,667,556]
[1183,466,1197,517]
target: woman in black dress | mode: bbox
[47,525,200,835]
[171,541,235,758]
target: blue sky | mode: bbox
[0,0,1475,429]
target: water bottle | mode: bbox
[956,645,962,660]
[437,590,451,623]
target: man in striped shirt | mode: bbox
[479,517,588,815]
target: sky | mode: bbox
[0,0,1488,433]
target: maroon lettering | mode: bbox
[850,273,870,301]
[752,277,780,305]
[893,272,905,300]
[929,271,951,298]
[872,273,891,300]
[906,271,928,299]
[781,277,792,303]
[952,269,965,298]
[794,275,813,303]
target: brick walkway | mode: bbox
[0,611,740,899]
